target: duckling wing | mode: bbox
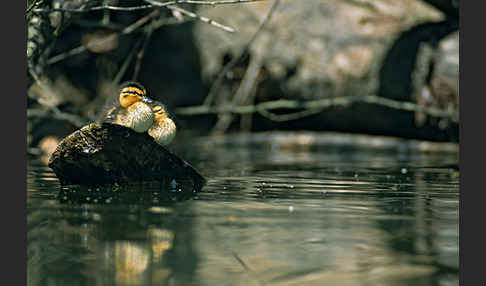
[98,105,131,127]
[96,93,122,124]
[125,102,155,132]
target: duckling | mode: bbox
[147,104,177,146]
[99,82,155,133]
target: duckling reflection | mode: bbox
[147,104,177,147]
[99,82,154,133]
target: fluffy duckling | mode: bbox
[100,82,155,133]
[147,104,177,146]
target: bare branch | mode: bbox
[133,25,155,81]
[47,9,160,65]
[204,0,280,106]
[32,5,154,13]
[113,35,145,85]
[164,4,236,33]
[144,0,265,7]
[257,107,327,122]
[31,0,265,13]
[26,0,43,15]
[175,95,459,123]
[211,52,264,133]
[27,107,88,128]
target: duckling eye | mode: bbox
[120,92,143,100]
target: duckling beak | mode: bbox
[140,96,153,104]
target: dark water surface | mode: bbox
[27,132,459,286]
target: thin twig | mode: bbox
[47,45,87,65]
[133,25,156,81]
[152,12,192,28]
[232,54,264,105]
[32,0,265,13]
[29,55,89,128]
[26,0,43,15]
[211,52,264,133]
[122,9,161,34]
[28,66,46,91]
[114,35,146,85]
[32,4,155,13]
[27,107,87,128]
[204,0,280,106]
[165,4,236,32]
[102,0,111,25]
[144,0,265,7]
[143,0,242,32]
[47,9,160,65]
[206,0,280,133]
[176,0,265,4]
[45,0,250,65]
[256,107,326,122]
[175,95,459,122]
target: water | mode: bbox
[27,132,459,286]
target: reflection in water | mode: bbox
[27,132,459,286]
[114,241,150,285]
[27,189,196,286]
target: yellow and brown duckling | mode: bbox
[99,82,177,146]
[147,104,177,146]
[100,82,154,133]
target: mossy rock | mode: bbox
[48,122,205,191]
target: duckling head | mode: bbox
[148,105,177,146]
[115,82,155,132]
[119,82,147,108]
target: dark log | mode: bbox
[48,122,205,191]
